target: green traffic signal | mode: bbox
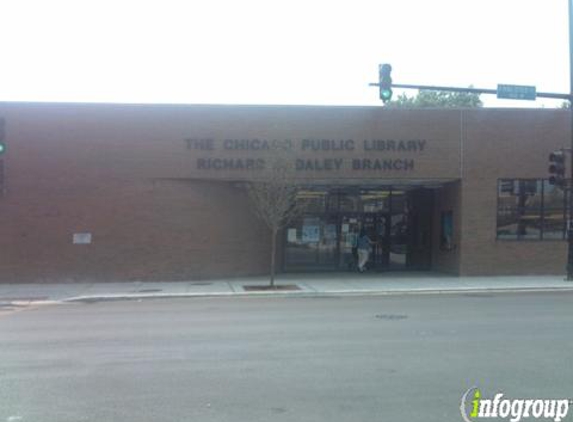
[0,143,5,155]
[380,88,393,102]
[379,63,393,103]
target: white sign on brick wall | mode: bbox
[73,233,92,244]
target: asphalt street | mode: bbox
[1,292,572,422]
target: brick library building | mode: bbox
[0,102,569,283]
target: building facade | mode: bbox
[0,102,569,283]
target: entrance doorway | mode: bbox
[283,187,433,272]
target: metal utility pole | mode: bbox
[565,0,573,281]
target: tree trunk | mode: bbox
[270,229,277,288]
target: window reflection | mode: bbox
[285,187,410,269]
[360,190,390,213]
[296,190,327,213]
[497,179,564,240]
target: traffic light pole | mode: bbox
[567,0,573,280]
[367,82,572,101]
[370,1,573,281]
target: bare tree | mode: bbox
[246,146,305,287]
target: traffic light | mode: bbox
[549,150,566,187]
[379,63,393,103]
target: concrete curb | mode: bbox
[59,285,573,303]
[7,300,62,307]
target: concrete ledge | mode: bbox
[2,274,573,306]
[61,285,573,304]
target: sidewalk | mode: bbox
[2,272,573,305]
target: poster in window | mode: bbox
[302,224,320,243]
[324,224,337,241]
[287,228,298,243]
[440,211,453,251]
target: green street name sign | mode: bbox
[497,84,537,100]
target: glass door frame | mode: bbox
[282,187,416,272]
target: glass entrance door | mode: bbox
[388,190,409,270]
[361,213,388,270]
[284,215,339,270]
[339,213,391,271]
[339,215,360,270]
[283,187,422,272]
[388,210,408,270]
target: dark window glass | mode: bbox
[296,190,327,213]
[339,192,361,212]
[497,202,519,239]
[519,207,542,239]
[360,190,390,213]
[543,181,565,209]
[390,191,408,215]
[497,179,565,240]
[326,192,339,212]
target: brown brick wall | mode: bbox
[460,109,569,275]
[0,103,570,281]
[0,176,271,283]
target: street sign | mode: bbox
[497,84,537,100]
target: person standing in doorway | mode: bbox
[357,229,376,273]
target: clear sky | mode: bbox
[0,0,569,107]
